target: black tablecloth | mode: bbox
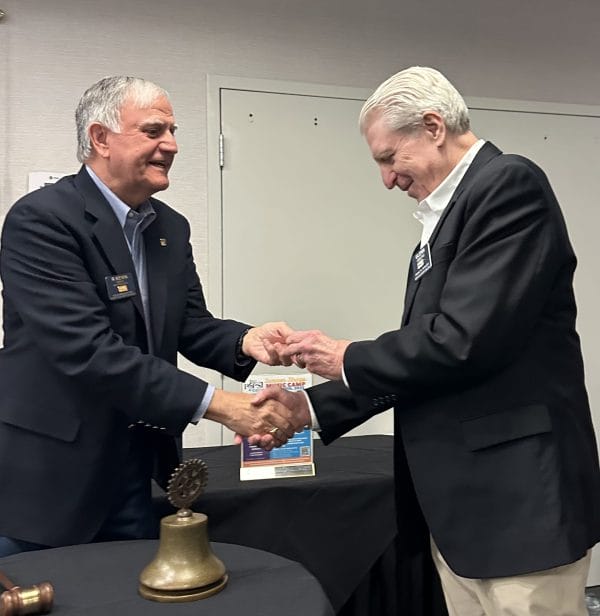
[0,541,334,616]
[154,435,447,616]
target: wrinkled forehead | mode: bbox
[119,95,175,124]
[123,93,172,112]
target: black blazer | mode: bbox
[307,142,600,577]
[0,167,254,546]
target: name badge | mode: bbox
[105,273,137,300]
[413,243,432,281]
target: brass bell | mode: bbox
[139,460,228,602]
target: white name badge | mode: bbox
[413,243,433,281]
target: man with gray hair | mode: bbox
[255,66,600,614]
[0,76,302,557]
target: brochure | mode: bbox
[240,374,315,481]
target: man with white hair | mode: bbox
[255,66,600,615]
[0,76,301,557]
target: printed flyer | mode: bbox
[240,374,315,481]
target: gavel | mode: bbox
[0,570,53,616]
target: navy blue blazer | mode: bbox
[307,142,600,578]
[0,167,254,546]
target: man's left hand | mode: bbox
[285,330,351,381]
[242,321,295,366]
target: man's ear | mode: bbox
[422,112,446,144]
[88,123,111,158]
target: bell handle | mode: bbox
[0,570,16,591]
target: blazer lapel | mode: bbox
[400,142,503,325]
[74,168,145,319]
[401,242,421,325]
[427,142,503,249]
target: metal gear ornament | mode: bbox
[167,458,208,511]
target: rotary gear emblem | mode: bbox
[167,458,208,510]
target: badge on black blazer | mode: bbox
[413,243,432,281]
[105,273,137,300]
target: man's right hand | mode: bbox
[204,389,300,448]
[241,386,311,450]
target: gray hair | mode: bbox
[75,76,169,162]
[359,66,470,135]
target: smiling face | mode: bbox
[88,95,178,207]
[364,112,448,203]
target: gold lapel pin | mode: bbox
[159,238,168,247]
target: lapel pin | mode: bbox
[159,238,168,247]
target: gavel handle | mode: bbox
[0,570,16,591]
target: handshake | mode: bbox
[204,321,352,450]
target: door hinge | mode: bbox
[219,133,225,168]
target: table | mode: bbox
[154,435,447,616]
[0,540,334,615]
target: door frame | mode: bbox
[206,74,374,318]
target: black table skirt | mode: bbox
[154,435,447,616]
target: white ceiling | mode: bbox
[1,0,599,106]
[204,0,600,105]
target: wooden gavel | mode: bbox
[0,570,53,616]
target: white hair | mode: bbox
[359,66,470,135]
[75,76,169,162]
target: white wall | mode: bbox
[2,0,599,359]
[2,0,600,293]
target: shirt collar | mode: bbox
[85,165,155,228]
[414,139,486,220]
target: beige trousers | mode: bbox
[431,539,591,616]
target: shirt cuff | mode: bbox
[303,391,321,432]
[191,384,216,424]
[341,363,350,388]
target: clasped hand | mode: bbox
[241,386,312,451]
[229,323,350,450]
[241,322,350,382]
[267,329,351,381]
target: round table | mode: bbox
[0,540,334,615]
